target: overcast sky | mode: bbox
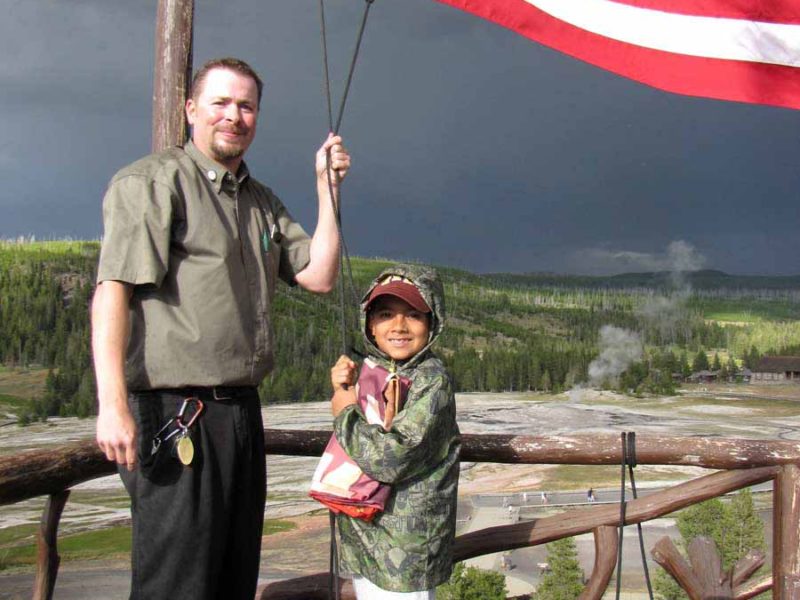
[2,0,798,276]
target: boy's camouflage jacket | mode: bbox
[334,263,461,592]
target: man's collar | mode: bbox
[184,140,250,192]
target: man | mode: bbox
[92,57,350,599]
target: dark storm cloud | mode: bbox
[1,0,798,275]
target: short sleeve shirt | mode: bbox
[97,141,311,390]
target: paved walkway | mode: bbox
[463,505,534,597]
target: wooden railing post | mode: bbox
[2,433,797,600]
[152,0,194,152]
[580,526,618,600]
[773,463,800,599]
[32,490,71,600]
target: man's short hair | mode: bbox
[190,57,264,107]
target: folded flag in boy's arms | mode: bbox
[309,359,410,521]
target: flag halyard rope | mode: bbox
[318,2,377,598]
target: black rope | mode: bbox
[318,2,377,598]
[615,432,654,600]
[626,432,654,599]
[334,0,375,135]
[319,0,374,357]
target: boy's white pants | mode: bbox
[352,577,435,599]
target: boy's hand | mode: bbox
[330,354,358,417]
[330,354,357,391]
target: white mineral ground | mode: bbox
[2,384,799,598]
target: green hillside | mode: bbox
[2,239,799,419]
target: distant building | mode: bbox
[752,356,800,384]
[688,370,719,384]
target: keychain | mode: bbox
[151,397,204,466]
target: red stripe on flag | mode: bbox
[613,0,800,24]
[436,0,800,109]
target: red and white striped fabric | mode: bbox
[435,0,800,109]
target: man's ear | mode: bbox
[185,98,196,126]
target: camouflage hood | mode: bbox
[359,263,445,370]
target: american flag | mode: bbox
[436,0,800,109]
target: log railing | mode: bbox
[2,431,799,600]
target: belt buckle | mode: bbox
[212,387,233,401]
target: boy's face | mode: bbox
[368,296,430,362]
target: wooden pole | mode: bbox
[651,537,707,599]
[6,432,800,506]
[453,466,777,562]
[152,0,193,152]
[32,490,70,600]
[0,442,113,505]
[580,526,618,600]
[773,464,800,599]
[458,433,800,469]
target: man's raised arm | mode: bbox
[295,133,351,293]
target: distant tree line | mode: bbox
[1,242,797,419]
[0,243,97,421]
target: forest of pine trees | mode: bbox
[2,240,799,419]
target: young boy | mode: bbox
[329,264,461,599]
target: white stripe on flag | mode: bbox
[526,0,800,67]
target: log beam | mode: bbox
[687,537,732,598]
[32,490,70,600]
[651,537,707,599]
[579,526,618,600]
[263,429,800,469]
[731,549,765,588]
[459,432,800,469]
[0,442,113,505]
[4,430,793,505]
[653,536,770,600]
[733,575,772,600]
[773,463,800,599]
[453,466,777,562]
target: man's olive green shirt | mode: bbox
[97,141,311,391]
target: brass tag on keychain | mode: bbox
[176,433,195,466]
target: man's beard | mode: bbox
[210,129,248,163]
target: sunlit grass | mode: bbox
[538,465,623,490]
[0,519,297,571]
[0,393,31,413]
[263,519,296,536]
[0,526,131,570]
[0,238,99,256]
[0,524,38,547]
[0,367,49,401]
[67,491,132,509]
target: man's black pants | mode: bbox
[120,387,265,600]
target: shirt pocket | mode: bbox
[258,207,281,297]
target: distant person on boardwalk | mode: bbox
[92,57,350,599]
[328,265,461,599]
[541,491,548,505]
[588,488,596,503]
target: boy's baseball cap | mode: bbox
[366,277,431,313]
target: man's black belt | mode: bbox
[147,386,258,401]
